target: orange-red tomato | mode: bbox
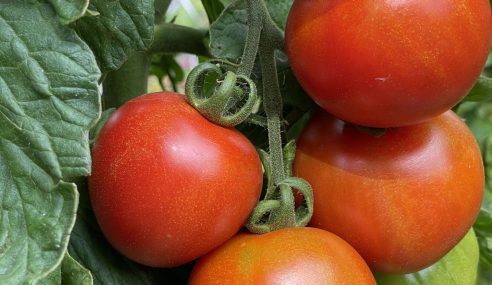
[89,92,263,267]
[286,0,492,127]
[293,110,484,273]
[189,227,377,285]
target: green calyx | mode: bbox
[185,61,257,127]
[246,177,314,234]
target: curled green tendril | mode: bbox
[246,177,314,234]
[185,61,257,127]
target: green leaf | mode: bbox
[37,251,92,285]
[89,108,115,145]
[484,136,492,210]
[475,210,492,265]
[462,76,492,102]
[209,0,290,60]
[210,0,247,60]
[474,209,492,284]
[0,1,100,284]
[38,265,62,285]
[73,0,155,72]
[202,0,225,24]
[457,101,492,150]
[375,229,479,285]
[264,0,292,30]
[61,252,93,285]
[47,0,89,24]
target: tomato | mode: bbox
[188,227,377,285]
[293,110,484,273]
[375,229,479,285]
[285,0,492,128]
[89,92,263,267]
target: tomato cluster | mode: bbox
[284,0,489,278]
[88,0,490,283]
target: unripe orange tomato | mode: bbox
[189,227,377,285]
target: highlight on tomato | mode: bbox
[286,0,492,127]
[188,227,377,285]
[89,92,263,267]
[294,110,484,273]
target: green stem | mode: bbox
[149,23,209,56]
[260,48,285,186]
[154,0,172,24]
[246,0,315,234]
[258,2,285,187]
[102,51,150,108]
[236,0,262,76]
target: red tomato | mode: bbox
[286,0,492,127]
[89,92,263,267]
[189,227,377,285]
[293,110,484,273]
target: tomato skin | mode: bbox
[89,92,263,267]
[189,227,377,285]
[293,110,484,273]
[285,0,492,127]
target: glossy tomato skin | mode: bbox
[286,0,492,127]
[189,227,377,285]
[293,110,484,273]
[89,92,263,267]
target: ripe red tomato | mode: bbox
[293,110,484,273]
[189,227,377,285]
[285,0,492,128]
[89,92,263,267]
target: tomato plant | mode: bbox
[89,92,263,267]
[189,227,376,285]
[2,0,492,284]
[285,0,492,128]
[294,110,484,273]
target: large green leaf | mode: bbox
[474,209,492,285]
[457,101,492,152]
[47,0,89,24]
[210,0,247,60]
[0,1,100,284]
[210,0,291,59]
[462,76,492,103]
[61,252,93,285]
[375,229,479,285]
[38,265,61,285]
[37,251,92,285]
[264,0,292,30]
[73,0,155,72]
